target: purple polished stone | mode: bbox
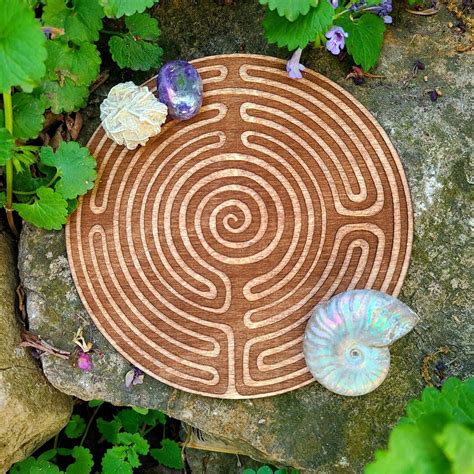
[157,60,203,120]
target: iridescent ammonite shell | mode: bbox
[303,290,419,396]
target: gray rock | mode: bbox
[18,2,472,473]
[0,224,73,472]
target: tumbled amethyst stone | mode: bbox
[157,60,203,120]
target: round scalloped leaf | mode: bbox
[0,0,47,93]
[259,0,319,22]
[108,36,163,71]
[39,78,89,113]
[40,141,97,200]
[13,186,68,230]
[99,0,156,18]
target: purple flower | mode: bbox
[125,367,145,387]
[330,0,339,7]
[325,26,348,56]
[286,48,305,80]
[383,15,393,23]
[77,350,92,372]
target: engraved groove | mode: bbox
[66,55,412,398]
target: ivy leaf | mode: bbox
[40,142,96,200]
[436,423,474,474]
[150,439,184,469]
[404,377,474,426]
[13,186,68,230]
[259,0,319,22]
[118,432,149,455]
[132,406,149,415]
[99,0,156,18]
[108,35,163,71]
[10,458,62,474]
[365,418,450,474]
[142,409,166,426]
[64,414,87,439]
[257,467,274,474]
[335,13,385,71]
[102,446,133,474]
[45,40,101,87]
[88,399,104,408]
[0,128,15,165]
[97,417,122,444]
[0,93,45,140]
[263,1,334,50]
[0,0,47,93]
[42,0,104,43]
[125,13,160,40]
[40,78,89,113]
[66,446,94,474]
[117,408,143,433]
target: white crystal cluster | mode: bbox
[100,82,168,150]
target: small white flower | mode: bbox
[100,81,168,150]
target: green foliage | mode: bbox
[335,13,385,71]
[263,0,333,50]
[0,0,47,93]
[40,142,97,200]
[150,438,184,469]
[64,415,87,439]
[99,0,156,18]
[259,0,319,22]
[0,0,162,232]
[66,446,94,474]
[13,187,68,230]
[108,13,163,71]
[365,377,474,474]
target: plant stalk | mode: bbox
[2,91,18,237]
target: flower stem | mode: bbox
[2,91,19,237]
[79,404,101,447]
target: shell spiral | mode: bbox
[303,289,419,396]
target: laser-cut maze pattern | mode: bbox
[66,55,413,398]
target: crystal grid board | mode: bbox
[66,54,413,399]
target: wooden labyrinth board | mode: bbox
[66,54,413,399]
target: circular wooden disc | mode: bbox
[66,54,413,399]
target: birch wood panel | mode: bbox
[66,54,413,398]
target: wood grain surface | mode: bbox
[66,54,413,398]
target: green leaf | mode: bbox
[259,0,319,21]
[13,186,68,230]
[436,423,474,474]
[365,420,450,474]
[42,0,104,43]
[132,406,149,415]
[142,409,166,426]
[97,417,122,444]
[102,446,132,474]
[66,446,94,474]
[40,78,89,113]
[11,458,62,474]
[263,1,334,50]
[0,0,47,93]
[99,0,156,18]
[40,142,96,200]
[243,470,257,474]
[0,93,46,140]
[64,414,87,439]
[335,13,385,71]
[88,399,104,407]
[150,439,184,469]
[37,449,57,462]
[13,165,56,200]
[0,192,5,208]
[257,467,274,474]
[108,35,163,71]
[45,40,101,87]
[404,377,474,426]
[117,408,143,433]
[0,128,15,165]
[125,13,160,40]
[117,432,149,455]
